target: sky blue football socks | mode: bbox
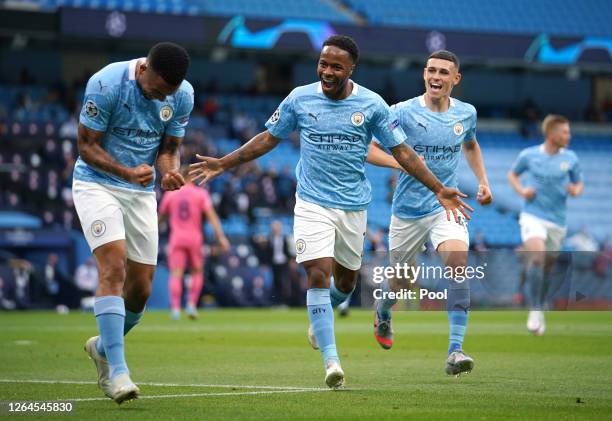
[94,296,128,379]
[307,288,339,365]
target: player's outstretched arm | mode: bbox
[366,142,402,170]
[77,123,153,187]
[189,130,280,185]
[204,207,230,253]
[390,143,473,222]
[462,139,492,205]
[507,170,535,200]
[157,135,185,191]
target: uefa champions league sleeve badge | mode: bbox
[85,100,99,118]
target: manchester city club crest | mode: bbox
[560,161,569,171]
[295,239,306,254]
[453,122,464,135]
[351,111,365,126]
[160,105,173,122]
[91,220,106,237]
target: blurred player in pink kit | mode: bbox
[159,167,230,319]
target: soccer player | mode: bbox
[159,166,230,320]
[373,50,492,376]
[507,114,583,335]
[73,42,193,403]
[190,35,472,388]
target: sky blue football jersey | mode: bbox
[511,144,582,226]
[75,59,194,191]
[391,95,477,219]
[265,81,406,211]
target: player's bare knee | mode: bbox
[530,258,545,269]
[98,260,126,287]
[446,259,468,274]
[131,286,151,308]
[527,251,546,268]
[389,276,411,292]
[306,266,330,289]
[126,272,153,298]
[334,271,358,293]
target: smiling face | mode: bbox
[423,57,461,101]
[317,45,355,100]
[136,61,180,101]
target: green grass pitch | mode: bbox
[1,310,611,419]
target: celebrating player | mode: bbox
[159,166,230,320]
[373,50,492,376]
[73,42,193,403]
[507,114,583,335]
[190,35,472,389]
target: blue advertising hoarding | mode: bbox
[59,8,612,66]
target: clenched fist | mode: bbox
[161,170,185,191]
[125,164,154,187]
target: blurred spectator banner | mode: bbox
[0,229,72,248]
[58,9,612,65]
[60,8,209,43]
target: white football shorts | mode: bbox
[73,180,158,265]
[293,197,367,271]
[389,210,469,265]
[519,212,566,251]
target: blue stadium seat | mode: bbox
[345,0,612,37]
[36,0,352,21]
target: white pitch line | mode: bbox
[0,379,327,391]
[67,389,327,402]
[0,379,96,386]
[140,382,324,391]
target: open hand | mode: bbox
[189,154,225,185]
[436,187,474,223]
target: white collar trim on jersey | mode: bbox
[317,80,359,96]
[539,144,566,155]
[128,58,145,81]
[418,95,455,108]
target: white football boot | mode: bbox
[110,372,140,404]
[307,325,319,350]
[84,336,112,398]
[324,360,345,390]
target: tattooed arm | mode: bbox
[189,130,280,185]
[390,142,473,222]
[156,134,185,191]
[77,123,153,187]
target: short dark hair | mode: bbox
[148,42,190,86]
[322,35,359,64]
[428,50,460,70]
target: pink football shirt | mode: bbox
[159,184,212,246]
